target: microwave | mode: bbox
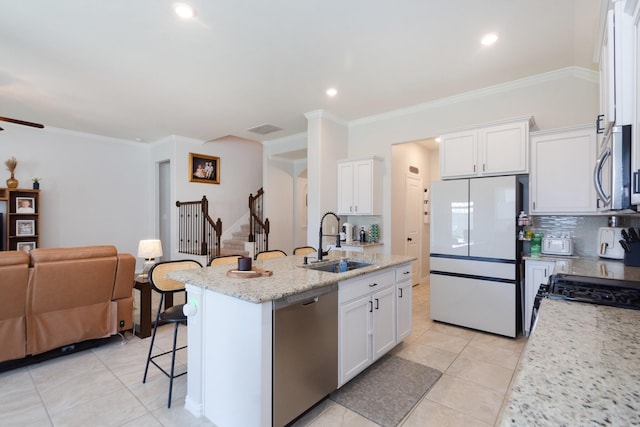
[594,124,632,211]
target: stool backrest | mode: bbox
[293,246,316,255]
[210,255,242,266]
[255,250,287,260]
[148,260,202,293]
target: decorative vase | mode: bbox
[6,173,18,189]
[33,182,40,190]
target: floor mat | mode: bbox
[330,354,442,427]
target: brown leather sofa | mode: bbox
[0,245,135,364]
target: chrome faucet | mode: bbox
[317,211,341,261]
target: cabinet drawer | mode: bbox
[339,269,395,302]
[395,264,412,282]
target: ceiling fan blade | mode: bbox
[0,116,44,129]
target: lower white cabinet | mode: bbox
[338,268,396,386]
[523,260,555,336]
[396,264,413,342]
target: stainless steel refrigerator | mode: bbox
[429,175,520,337]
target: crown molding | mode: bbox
[350,67,598,128]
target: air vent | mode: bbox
[247,124,282,135]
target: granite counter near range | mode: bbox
[169,251,414,303]
[498,298,640,426]
[524,255,640,281]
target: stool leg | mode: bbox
[167,321,180,408]
[143,293,164,383]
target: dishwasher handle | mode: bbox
[301,297,319,307]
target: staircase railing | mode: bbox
[248,188,270,255]
[176,195,222,264]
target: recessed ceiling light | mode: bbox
[174,3,195,19]
[326,87,338,97]
[481,33,498,46]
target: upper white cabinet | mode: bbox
[337,157,382,215]
[439,116,533,179]
[629,0,640,204]
[597,0,635,133]
[530,125,598,214]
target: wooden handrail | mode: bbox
[248,188,269,255]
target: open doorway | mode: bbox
[391,138,439,285]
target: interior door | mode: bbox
[430,179,469,256]
[404,174,422,284]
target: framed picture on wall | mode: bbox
[189,152,220,184]
[16,219,35,236]
[17,241,36,253]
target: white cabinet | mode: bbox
[598,1,635,132]
[338,268,396,386]
[396,264,413,342]
[439,117,532,179]
[337,157,382,215]
[630,0,640,205]
[524,260,554,336]
[530,125,598,214]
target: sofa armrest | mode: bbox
[113,253,135,300]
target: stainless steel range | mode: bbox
[547,274,640,309]
[531,274,640,334]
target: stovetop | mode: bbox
[546,274,640,310]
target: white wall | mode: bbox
[0,124,151,264]
[347,67,599,254]
[264,158,294,253]
[150,135,263,260]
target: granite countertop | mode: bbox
[498,298,640,426]
[524,255,640,282]
[168,251,414,303]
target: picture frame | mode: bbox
[16,197,35,213]
[17,241,36,253]
[189,152,220,184]
[16,219,35,236]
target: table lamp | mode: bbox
[137,239,163,278]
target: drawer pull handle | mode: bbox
[369,282,378,287]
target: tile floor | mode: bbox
[0,280,526,426]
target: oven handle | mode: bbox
[594,146,611,207]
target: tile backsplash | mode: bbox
[530,215,640,258]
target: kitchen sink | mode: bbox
[304,260,373,273]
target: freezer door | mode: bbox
[430,179,469,256]
[469,176,516,260]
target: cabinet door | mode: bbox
[530,126,597,214]
[524,260,554,336]
[371,285,396,361]
[353,160,372,214]
[440,130,478,178]
[337,161,354,215]
[339,294,371,385]
[481,121,528,175]
[396,279,412,342]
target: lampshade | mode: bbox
[137,239,163,260]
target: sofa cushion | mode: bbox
[26,246,119,355]
[0,251,30,363]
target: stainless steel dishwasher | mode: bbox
[273,283,338,427]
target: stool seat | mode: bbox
[160,304,187,323]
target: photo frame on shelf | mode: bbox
[189,152,220,184]
[16,197,35,213]
[16,219,35,236]
[17,241,36,253]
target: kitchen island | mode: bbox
[169,251,414,427]
[498,297,640,425]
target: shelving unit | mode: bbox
[0,188,40,252]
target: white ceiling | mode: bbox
[0,0,601,143]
